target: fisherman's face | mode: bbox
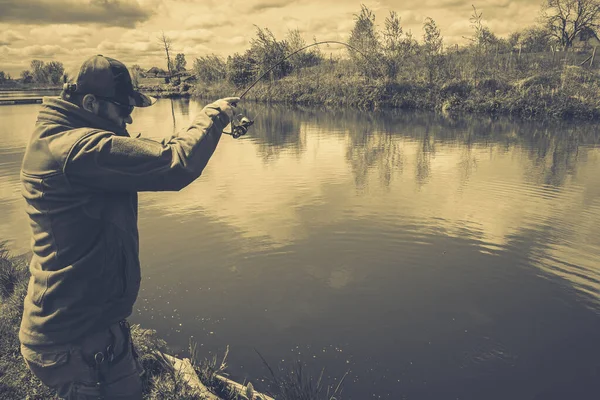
[97,100,134,129]
[81,94,134,129]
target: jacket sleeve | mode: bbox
[64,103,229,192]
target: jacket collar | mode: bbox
[38,97,130,136]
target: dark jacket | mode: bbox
[19,97,229,347]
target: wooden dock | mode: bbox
[0,97,44,105]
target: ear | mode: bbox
[81,94,98,113]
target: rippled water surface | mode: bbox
[1,98,600,399]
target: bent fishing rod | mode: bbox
[224,40,370,138]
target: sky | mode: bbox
[0,0,543,77]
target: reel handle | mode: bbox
[228,115,254,139]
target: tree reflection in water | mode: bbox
[239,105,599,193]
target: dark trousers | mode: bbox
[21,320,144,399]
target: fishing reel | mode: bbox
[225,114,254,139]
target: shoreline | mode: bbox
[0,247,272,399]
[4,70,600,122]
[0,86,61,91]
[185,68,600,121]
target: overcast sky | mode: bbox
[0,0,543,77]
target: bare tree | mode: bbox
[159,31,173,79]
[541,0,600,47]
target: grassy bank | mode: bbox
[138,83,193,99]
[189,61,600,121]
[0,243,209,399]
[0,244,344,399]
[0,244,250,399]
[7,62,597,122]
[136,76,194,99]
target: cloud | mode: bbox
[0,0,545,76]
[181,43,212,55]
[0,44,71,58]
[248,0,292,12]
[184,14,227,29]
[30,24,91,38]
[29,24,95,45]
[399,10,424,26]
[223,36,248,46]
[301,16,355,40]
[426,0,465,8]
[0,0,152,28]
[121,29,153,42]
[164,29,214,45]
[0,29,25,45]
[96,30,215,64]
[97,39,162,53]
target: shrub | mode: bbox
[441,80,473,98]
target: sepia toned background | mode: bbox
[1,0,542,76]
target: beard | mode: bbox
[97,102,125,129]
[97,102,111,120]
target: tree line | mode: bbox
[14,60,65,85]
[191,0,600,87]
[0,59,65,85]
[0,53,187,87]
[2,0,598,89]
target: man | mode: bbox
[19,54,240,399]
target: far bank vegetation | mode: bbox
[190,0,600,120]
[4,0,600,120]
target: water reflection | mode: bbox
[173,98,190,117]
[344,130,403,189]
[131,102,600,308]
[248,105,304,162]
[415,129,435,187]
[238,104,599,193]
[1,99,600,398]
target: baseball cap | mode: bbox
[67,55,155,107]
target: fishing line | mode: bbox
[237,40,370,99]
[225,40,372,138]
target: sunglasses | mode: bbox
[94,95,134,117]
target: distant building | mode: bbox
[146,67,168,77]
[572,27,600,49]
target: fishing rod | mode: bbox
[225,40,370,139]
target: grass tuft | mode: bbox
[255,350,347,400]
[0,244,206,399]
[1,242,345,399]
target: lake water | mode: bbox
[1,97,600,399]
[0,89,61,98]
